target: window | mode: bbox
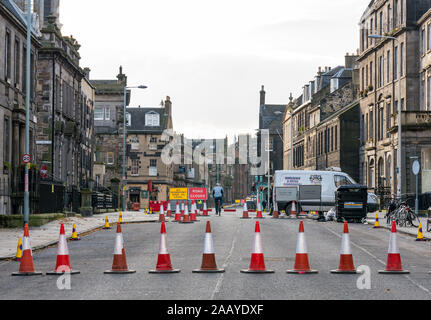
[145,112,160,126]
[94,107,104,120]
[106,152,114,165]
[3,117,10,163]
[387,50,391,83]
[379,56,384,87]
[379,12,383,35]
[394,46,398,81]
[387,5,391,33]
[422,28,426,55]
[400,42,404,77]
[334,175,353,188]
[5,30,11,80]
[361,68,365,90]
[428,24,431,51]
[22,45,26,92]
[150,137,157,143]
[335,125,338,150]
[149,159,157,176]
[330,127,334,152]
[370,61,373,86]
[131,159,139,175]
[126,112,131,126]
[386,103,391,138]
[370,110,374,141]
[428,77,431,111]
[14,38,20,87]
[394,0,398,27]
[400,0,404,25]
[104,107,111,120]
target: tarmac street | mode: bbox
[1,210,431,300]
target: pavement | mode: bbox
[0,211,159,260]
[2,208,431,300]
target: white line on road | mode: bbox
[210,224,240,300]
[322,223,431,297]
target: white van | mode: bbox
[273,170,378,214]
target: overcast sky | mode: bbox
[61,0,370,140]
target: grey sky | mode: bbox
[61,0,370,140]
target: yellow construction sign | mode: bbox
[169,188,188,200]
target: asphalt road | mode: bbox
[1,211,431,300]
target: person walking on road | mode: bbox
[212,183,224,216]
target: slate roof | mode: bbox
[260,104,287,133]
[126,107,169,133]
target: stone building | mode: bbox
[124,97,173,209]
[0,0,40,215]
[358,0,431,197]
[283,54,361,182]
[35,15,90,194]
[90,67,129,193]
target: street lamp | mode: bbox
[24,0,31,224]
[122,85,147,212]
[368,34,402,199]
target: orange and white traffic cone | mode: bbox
[180,203,194,224]
[149,222,180,274]
[241,222,274,273]
[190,200,197,221]
[12,224,42,276]
[104,223,136,274]
[159,204,166,222]
[287,221,318,274]
[291,201,297,217]
[202,201,209,216]
[241,201,250,219]
[167,202,172,217]
[255,198,264,219]
[193,221,225,273]
[47,224,80,275]
[379,221,410,274]
[272,201,279,219]
[181,201,185,218]
[331,222,359,274]
[174,201,182,222]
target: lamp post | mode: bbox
[368,34,402,199]
[122,85,147,212]
[23,0,31,224]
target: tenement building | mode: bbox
[0,0,40,215]
[125,97,174,209]
[283,54,361,182]
[358,0,431,197]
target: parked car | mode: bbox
[273,170,378,215]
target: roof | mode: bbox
[91,80,124,94]
[126,107,169,133]
[260,104,287,132]
[1,0,40,37]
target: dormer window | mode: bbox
[145,112,160,126]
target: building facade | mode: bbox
[358,0,431,197]
[0,0,40,215]
[125,97,174,209]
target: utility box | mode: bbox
[335,185,368,222]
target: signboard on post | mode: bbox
[22,154,31,164]
[169,188,188,200]
[188,188,208,200]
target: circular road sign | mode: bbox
[22,154,31,164]
[412,160,420,176]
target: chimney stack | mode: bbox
[260,85,266,107]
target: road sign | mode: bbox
[22,154,31,164]
[169,188,188,200]
[412,160,420,176]
[188,188,208,200]
[40,165,48,179]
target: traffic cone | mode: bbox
[291,201,297,217]
[167,202,172,217]
[149,222,180,273]
[241,222,274,273]
[416,223,426,242]
[255,198,264,219]
[103,216,111,229]
[202,201,209,216]
[71,224,81,241]
[331,222,359,274]
[174,201,182,222]
[193,222,225,273]
[180,203,194,224]
[119,212,123,224]
[104,223,136,274]
[181,201,185,218]
[159,204,166,222]
[12,224,42,276]
[373,213,380,228]
[241,201,250,219]
[190,201,199,222]
[378,221,410,274]
[47,224,80,275]
[287,221,318,274]
[15,238,23,262]
[272,201,279,219]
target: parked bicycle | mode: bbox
[385,196,420,228]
